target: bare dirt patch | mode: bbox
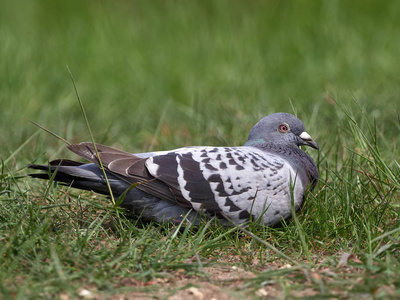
[60,253,379,300]
[69,265,262,300]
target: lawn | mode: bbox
[1,0,400,299]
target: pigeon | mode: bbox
[29,112,319,226]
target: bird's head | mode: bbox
[245,112,319,150]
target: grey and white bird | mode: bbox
[29,112,319,226]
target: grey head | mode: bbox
[244,112,318,150]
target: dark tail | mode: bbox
[28,160,130,196]
[29,159,205,224]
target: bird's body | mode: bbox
[29,113,319,226]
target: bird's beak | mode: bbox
[299,132,319,150]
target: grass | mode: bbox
[1,0,400,298]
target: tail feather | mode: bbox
[28,160,130,196]
[28,144,178,204]
[28,158,202,224]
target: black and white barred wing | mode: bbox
[145,146,304,225]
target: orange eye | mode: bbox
[278,123,290,132]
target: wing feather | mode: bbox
[145,146,298,224]
[66,143,179,204]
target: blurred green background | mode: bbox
[1,2,400,297]
[1,0,399,167]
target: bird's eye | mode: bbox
[278,123,290,133]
